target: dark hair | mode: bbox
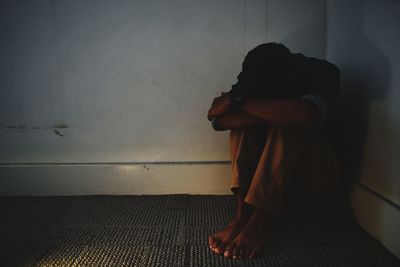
[242,43,292,74]
[231,42,300,99]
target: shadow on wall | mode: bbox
[326,0,392,208]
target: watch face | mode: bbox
[234,96,244,104]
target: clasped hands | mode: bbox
[207,92,254,131]
[207,92,232,121]
[207,92,268,131]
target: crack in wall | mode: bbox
[0,124,68,137]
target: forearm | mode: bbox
[214,112,265,130]
[239,98,319,128]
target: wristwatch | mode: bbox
[230,90,246,111]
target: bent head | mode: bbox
[242,43,292,75]
[234,42,298,99]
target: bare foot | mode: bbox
[223,210,269,259]
[208,214,250,254]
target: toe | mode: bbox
[239,249,244,259]
[213,247,223,254]
[223,250,232,258]
[208,236,214,248]
[249,249,259,258]
[209,236,221,250]
[232,247,239,259]
[232,247,240,259]
[249,252,255,258]
[224,244,234,258]
[213,242,226,254]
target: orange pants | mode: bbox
[230,124,342,214]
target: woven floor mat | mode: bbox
[0,195,398,266]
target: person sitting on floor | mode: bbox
[207,43,342,259]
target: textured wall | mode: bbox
[266,0,326,58]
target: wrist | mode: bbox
[211,117,226,131]
[230,90,246,111]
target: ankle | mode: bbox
[250,208,270,223]
[237,200,252,215]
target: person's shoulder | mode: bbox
[292,53,341,107]
[292,53,339,76]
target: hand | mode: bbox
[207,93,231,120]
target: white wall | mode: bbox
[0,0,327,195]
[326,0,400,258]
[266,0,326,58]
[1,0,251,163]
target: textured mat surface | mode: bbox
[0,195,398,266]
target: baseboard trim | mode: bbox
[356,182,400,211]
[0,161,231,166]
[352,184,400,259]
[0,163,232,196]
